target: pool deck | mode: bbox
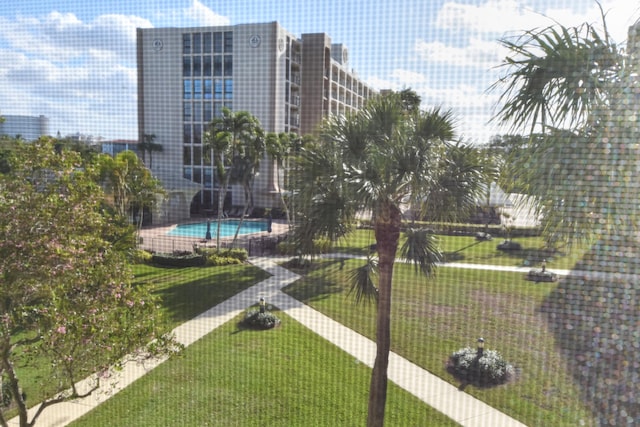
[138,219,289,254]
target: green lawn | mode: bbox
[70,312,457,427]
[283,258,596,427]
[332,228,591,270]
[8,264,270,418]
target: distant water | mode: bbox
[167,220,268,238]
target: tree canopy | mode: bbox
[0,139,177,427]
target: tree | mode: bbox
[138,134,163,169]
[490,8,640,424]
[230,126,265,245]
[266,132,304,228]
[291,91,489,426]
[0,139,177,427]
[203,108,262,249]
[489,7,636,245]
[97,150,166,238]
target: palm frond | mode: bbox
[347,256,379,305]
[400,228,441,276]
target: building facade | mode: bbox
[137,22,374,224]
[0,115,49,141]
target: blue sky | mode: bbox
[1,0,639,142]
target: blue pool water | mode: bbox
[167,220,269,238]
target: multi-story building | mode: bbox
[0,115,49,141]
[137,22,374,224]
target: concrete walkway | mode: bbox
[10,258,530,427]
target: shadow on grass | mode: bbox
[283,259,348,303]
[539,236,640,425]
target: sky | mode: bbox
[0,0,639,143]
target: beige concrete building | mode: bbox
[137,22,374,224]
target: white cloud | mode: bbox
[414,38,506,68]
[184,0,231,26]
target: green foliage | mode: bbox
[0,139,177,423]
[129,249,153,264]
[276,237,332,256]
[446,347,515,388]
[151,253,205,267]
[205,255,242,267]
[195,247,248,266]
[240,308,281,330]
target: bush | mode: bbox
[130,249,153,264]
[151,253,205,267]
[240,308,281,330]
[276,238,332,256]
[205,255,242,267]
[446,347,514,388]
[195,247,248,262]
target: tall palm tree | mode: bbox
[204,108,262,249]
[266,132,304,228]
[291,91,488,426]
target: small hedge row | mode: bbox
[276,237,332,256]
[135,248,249,267]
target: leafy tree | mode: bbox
[291,91,489,426]
[203,108,262,249]
[97,150,166,237]
[138,133,163,169]
[0,138,177,427]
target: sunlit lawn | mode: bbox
[69,312,456,427]
[283,257,596,427]
[10,264,270,419]
[332,228,591,270]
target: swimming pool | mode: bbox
[167,220,270,238]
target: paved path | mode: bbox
[11,258,531,427]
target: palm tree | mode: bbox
[489,8,636,244]
[230,127,265,245]
[138,133,163,170]
[266,132,304,228]
[203,108,262,249]
[291,91,489,426]
[490,9,640,425]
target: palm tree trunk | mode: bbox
[367,203,401,427]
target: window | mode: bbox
[224,31,233,52]
[204,168,212,188]
[213,102,223,118]
[192,56,201,76]
[193,79,202,99]
[193,102,202,123]
[224,79,233,99]
[213,32,223,53]
[214,80,223,99]
[183,80,192,99]
[224,55,232,76]
[193,124,202,144]
[213,56,222,76]
[183,146,191,166]
[203,32,212,53]
[203,55,211,76]
[183,124,191,144]
[182,34,191,54]
[193,145,202,165]
[192,167,202,184]
[183,57,191,77]
[183,102,192,121]
[203,102,212,122]
[204,79,212,99]
[183,167,192,180]
[192,33,201,54]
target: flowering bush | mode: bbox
[241,308,281,330]
[446,347,514,388]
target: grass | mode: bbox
[69,312,457,427]
[331,228,591,270]
[283,257,596,427]
[7,263,270,419]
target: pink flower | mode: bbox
[56,326,66,334]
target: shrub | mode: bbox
[276,238,332,256]
[240,308,281,330]
[151,253,205,267]
[205,255,242,267]
[446,347,514,388]
[195,247,248,262]
[130,249,153,264]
